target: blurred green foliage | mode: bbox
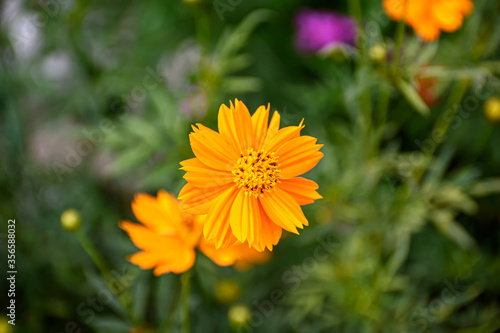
[1,0,500,332]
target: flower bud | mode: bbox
[61,209,81,231]
[0,317,13,333]
[484,97,500,122]
[228,304,251,327]
[369,44,387,63]
[215,279,241,304]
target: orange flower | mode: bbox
[383,0,473,41]
[416,76,439,107]
[179,99,323,252]
[120,190,270,276]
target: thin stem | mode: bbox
[348,0,363,25]
[392,0,407,74]
[347,0,374,137]
[348,0,366,58]
[428,80,470,152]
[377,82,391,127]
[181,270,192,333]
[161,282,182,333]
[76,230,136,324]
[76,230,112,281]
[415,80,470,181]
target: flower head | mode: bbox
[383,0,473,41]
[179,99,323,252]
[120,190,269,275]
[417,76,439,107]
[369,44,387,63]
[228,304,251,327]
[294,8,357,54]
[484,97,500,122]
[61,209,81,231]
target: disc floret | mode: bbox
[232,149,282,197]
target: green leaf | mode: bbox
[216,9,273,63]
[122,116,162,148]
[415,42,439,68]
[429,210,476,250]
[222,76,261,93]
[470,178,500,197]
[386,227,411,278]
[418,66,490,80]
[395,78,430,116]
[132,272,150,323]
[108,144,154,174]
[92,316,132,333]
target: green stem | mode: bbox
[181,270,192,333]
[415,80,470,181]
[161,283,182,333]
[377,82,391,126]
[76,230,135,323]
[359,67,373,133]
[76,230,112,281]
[347,0,374,138]
[428,81,470,151]
[348,0,365,58]
[348,0,363,25]
[392,0,408,74]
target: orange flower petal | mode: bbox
[198,239,238,266]
[180,158,234,188]
[178,183,231,215]
[253,203,282,251]
[131,192,183,234]
[279,177,323,205]
[153,248,196,275]
[383,0,473,42]
[217,99,253,154]
[203,185,240,248]
[383,0,405,20]
[259,188,308,234]
[263,120,304,153]
[229,191,261,247]
[189,124,238,171]
[128,251,163,269]
[264,110,281,143]
[251,104,270,149]
[232,240,273,266]
[433,3,463,32]
[276,136,324,178]
[119,221,182,250]
[458,0,474,15]
[413,20,442,41]
[199,237,272,266]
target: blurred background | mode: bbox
[1,0,500,332]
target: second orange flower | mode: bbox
[383,0,473,41]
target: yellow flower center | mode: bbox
[232,149,282,197]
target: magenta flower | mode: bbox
[294,8,358,54]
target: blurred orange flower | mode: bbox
[120,190,270,276]
[417,76,439,107]
[179,99,323,252]
[383,0,473,41]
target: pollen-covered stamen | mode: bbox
[232,149,282,197]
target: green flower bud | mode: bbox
[484,97,500,122]
[369,44,387,63]
[215,279,241,304]
[228,304,251,327]
[61,209,81,231]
